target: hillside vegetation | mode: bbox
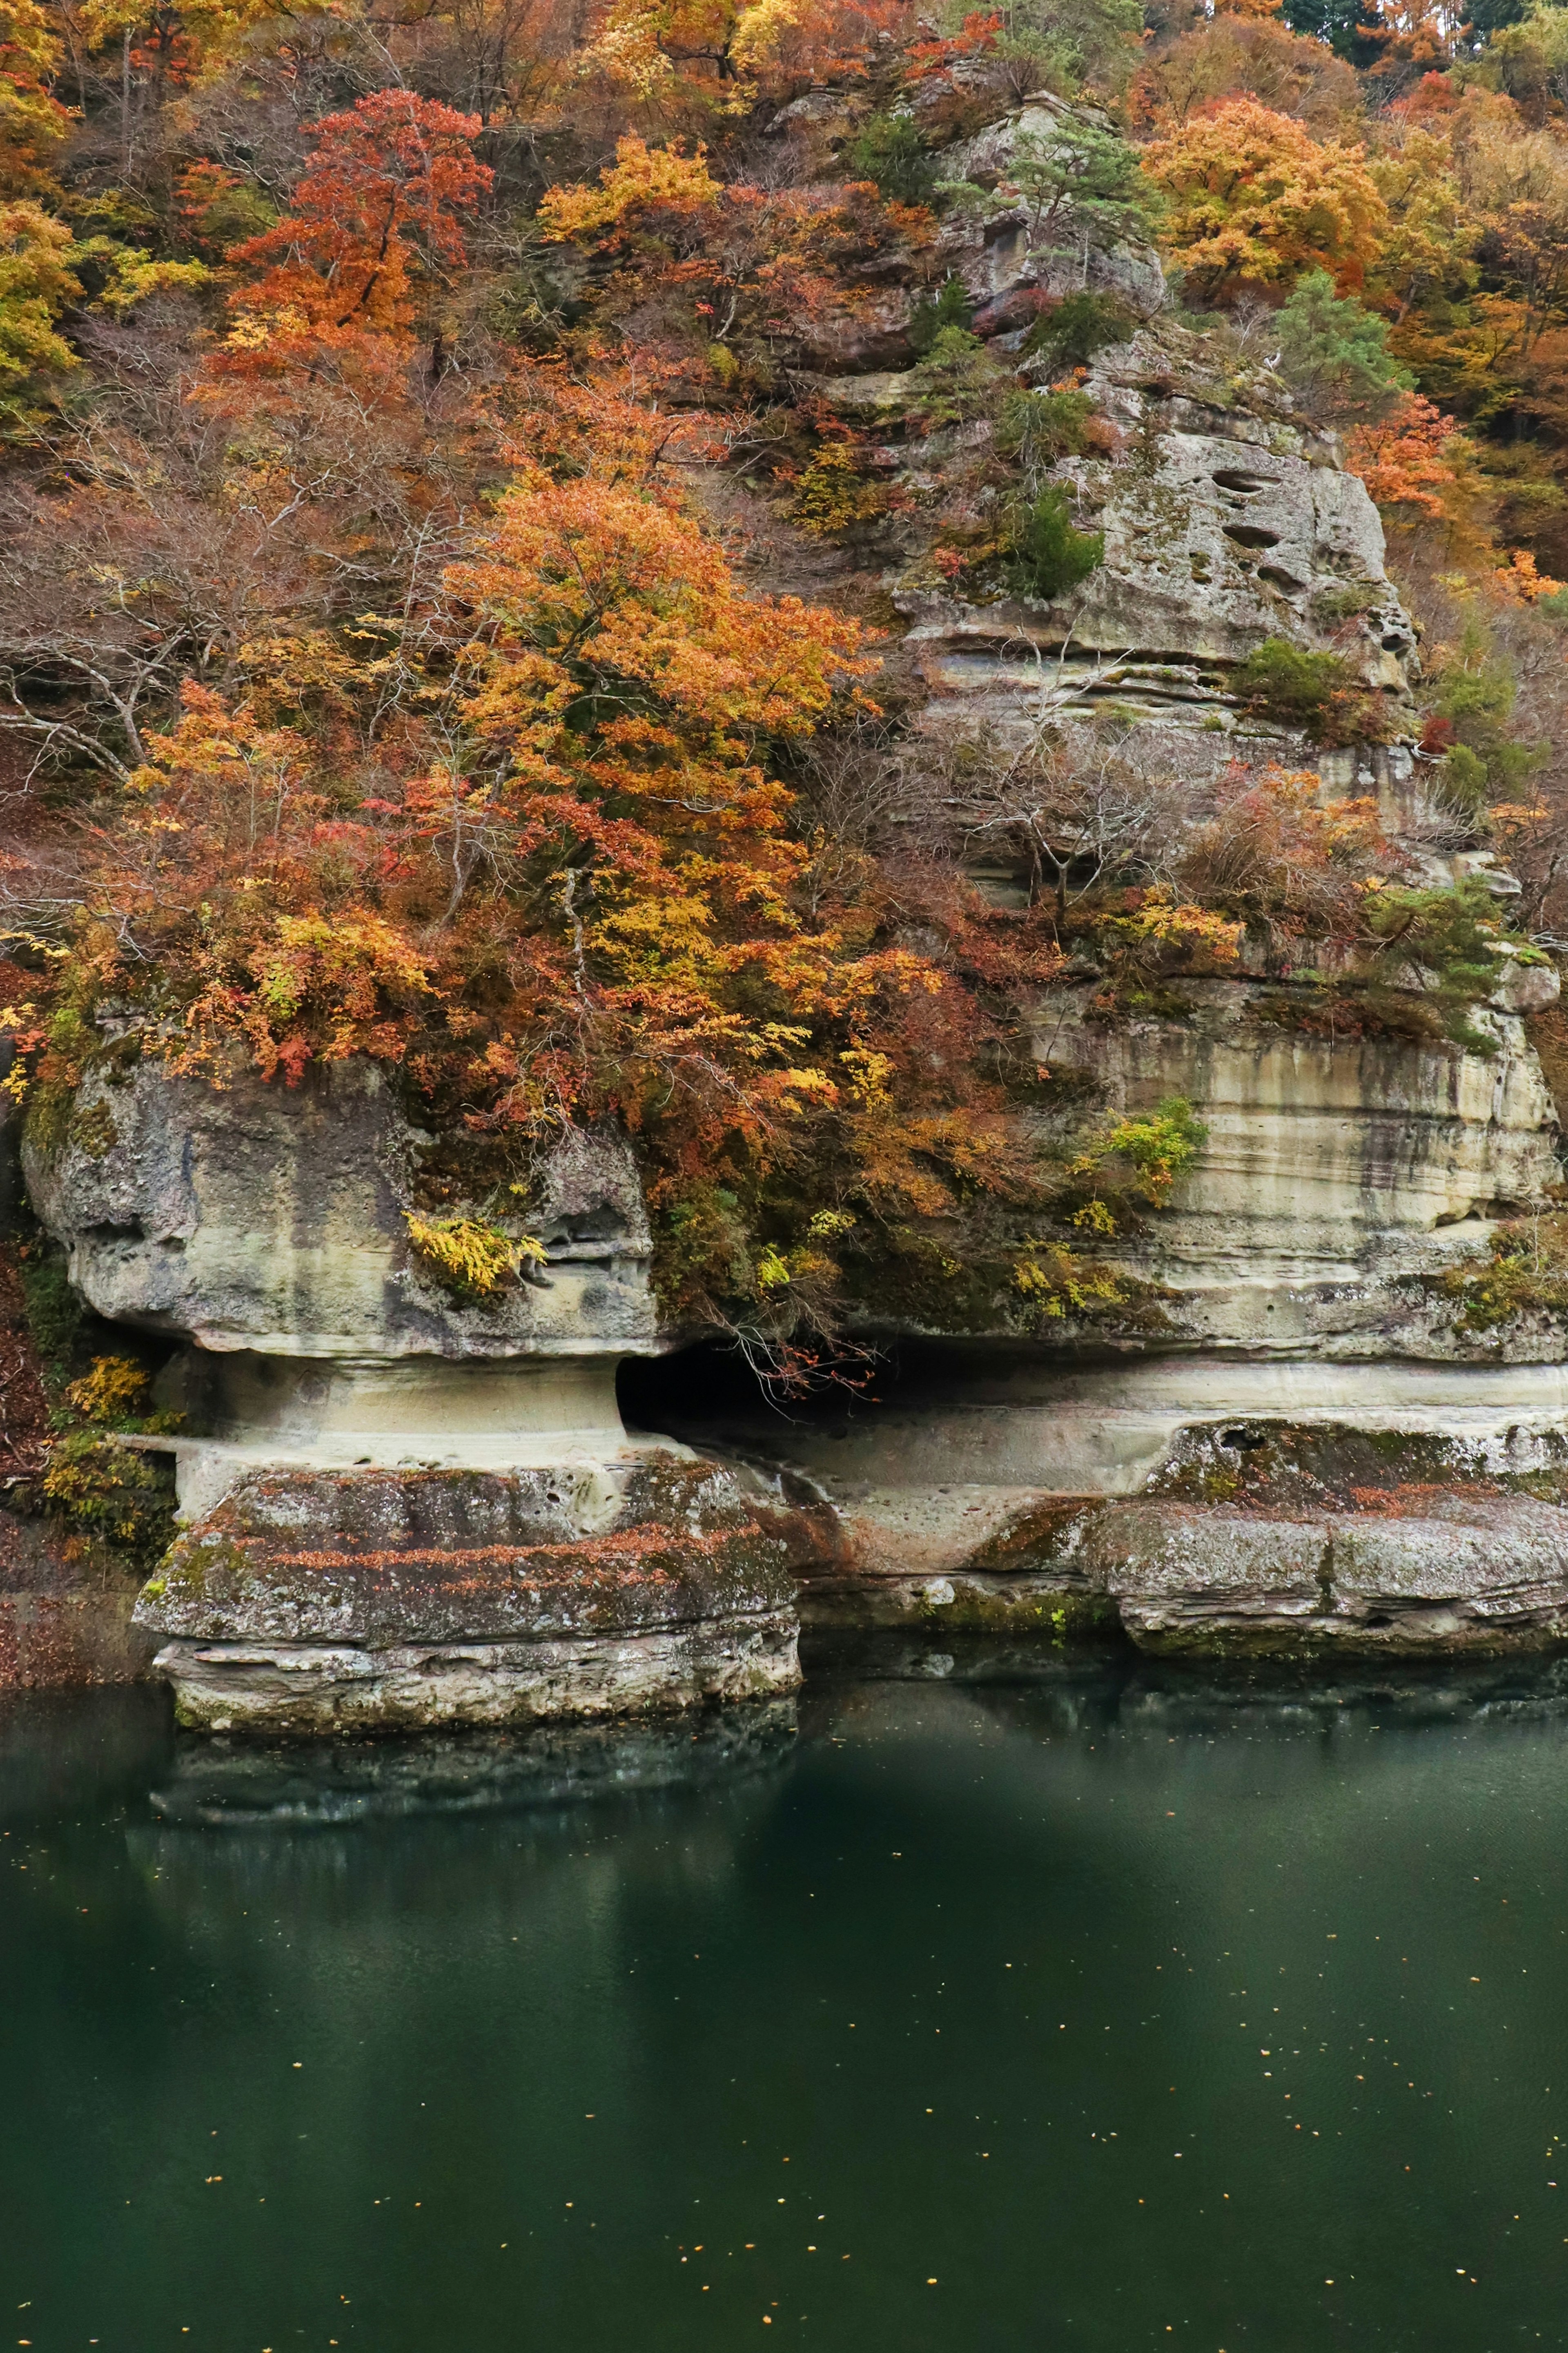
[3,0,1568,1383]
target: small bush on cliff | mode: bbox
[1424,620,1544,812]
[909,325,1010,426]
[791,444,891,539]
[13,1348,182,1578]
[996,387,1095,474]
[1231,638,1396,748]
[1426,1212,1568,1334]
[39,1434,176,1575]
[404,1214,547,1300]
[1360,874,1541,1051]
[1020,290,1136,369]
[1007,485,1104,598]
[846,111,937,205]
[908,275,974,355]
[1010,1093,1207,1316]
[1061,1094,1209,1230]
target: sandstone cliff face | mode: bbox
[139,1459,810,1731]
[23,1057,655,1361]
[18,1055,837,1723]
[900,324,1415,763]
[1031,977,1563,1358]
[20,96,1568,1701]
[753,1387,1568,1659]
[790,95,1417,771]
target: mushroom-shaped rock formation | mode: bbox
[24,1057,827,1727]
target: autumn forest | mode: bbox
[6,0,1568,1383]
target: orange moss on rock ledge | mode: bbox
[139,1460,831,1650]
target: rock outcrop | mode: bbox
[140,1459,808,1732]
[18,91,1568,1710]
[900,321,1417,765]
[21,1058,827,1726]
[1029,975,1561,1352]
[682,1358,1568,1657]
[23,1057,655,1361]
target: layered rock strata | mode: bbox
[898,323,1417,764]
[140,1461,808,1733]
[1029,976,1562,1351]
[24,1059,823,1727]
[682,1360,1568,1657]
[19,96,1568,1701]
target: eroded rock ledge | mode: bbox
[790,1411,1568,1659]
[140,1461,813,1733]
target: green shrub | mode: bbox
[1427,620,1544,806]
[845,112,935,204]
[1361,874,1545,1051]
[1007,484,1103,598]
[1020,289,1135,369]
[1428,1212,1568,1335]
[997,386,1094,473]
[39,1432,177,1576]
[1231,638,1395,748]
[907,324,1009,427]
[17,1238,82,1392]
[1272,270,1410,425]
[908,275,973,355]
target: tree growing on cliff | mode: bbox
[221,88,494,347]
[937,120,1157,279]
[1141,97,1390,298]
[1272,268,1411,422]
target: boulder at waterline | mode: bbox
[137,1459,822,1733]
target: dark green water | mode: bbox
[3,1659,1568,2352]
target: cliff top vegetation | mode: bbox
[2,0,1567,1381]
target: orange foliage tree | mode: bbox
[20,342,1067,1359]
[1344,389,1470,520]
[537,129,935,381]
[223,88,494,343]
[577,0,914,117]
[1141,97,1389,298]
[0,0,70,187]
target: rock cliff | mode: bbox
[139,1459,806,1733]
[631,93,1568,1662]
[20,1064,825,1725]
[23,1057,656,1362]
[17,91,1568,1715]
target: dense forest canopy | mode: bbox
[4,0,1568,1382]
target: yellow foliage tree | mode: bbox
[1142,96,1389,297]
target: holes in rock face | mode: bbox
[1212,468,1281,495]
[1256,562,1307,595]
[1363,1612,1394,1629]
[1381,633,1410,653]
[1220,1428,1268,1450]
[82,1218,146,1242]
[1223,522,1283,549]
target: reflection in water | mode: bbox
[145,1696,800,1827]
[2,1660,1567,2351]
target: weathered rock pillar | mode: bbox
[24,1059,817,1730]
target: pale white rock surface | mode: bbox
[934,98,1169,321]
[23,1057,656,1361]
[901,332,1416,758]
[1030,977,1561,1352]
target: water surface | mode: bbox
[2,1655,1567,2350]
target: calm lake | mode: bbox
[2,1651,1566,2351]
